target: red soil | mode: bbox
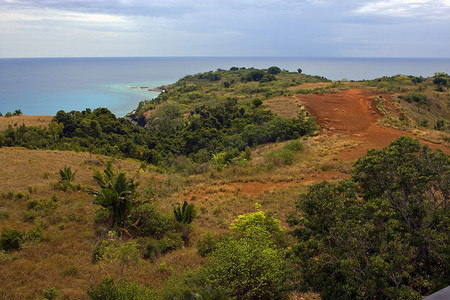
[297,89,449,160]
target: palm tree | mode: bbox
[93,163,140,232]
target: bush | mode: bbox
[43,287,61,300]
[143,232,184,260]
[435,119,446,131]
[196,232,219,257]
[403,93,429,106]
[1,229,23,251]
[87,277,157,300]
[23,224,45,243]
[260,74,276,83]
[200,232,290,299]
[63,265,79,276]
[129,203,176,238]
[264,149,294,166]
[284,140,303,152]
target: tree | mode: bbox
[352,136,449,233]
[297,68,302,74]
[433,76,448,86]
[92,163,140,233]
[249,70,265,82]
[291,137,449,299]
[48,121,64,142]
[268,66,281,75]
[260,74,276,83]
[198,205,291,299]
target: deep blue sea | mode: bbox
[1,57,449,117]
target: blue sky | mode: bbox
[0,0,449,58]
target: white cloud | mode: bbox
[353,0,450,19]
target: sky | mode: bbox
[0,0,449,58]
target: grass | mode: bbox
[0,132,355,298]
[0,115,53,131]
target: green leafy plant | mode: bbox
[173,201,196,244]
[0,229,23,251]
[200,227,291,299]
[43,287,61,300]
[94,238,140,277]
[59,166,76,182]
[92,163,140,233]
[56,166,80,191]
[87,277,157,300]
[173,201,196,224]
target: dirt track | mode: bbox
[297,89,449,160]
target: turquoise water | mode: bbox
[1,57,449,117]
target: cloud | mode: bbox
[0,0,449,57]
[353,0,450,19]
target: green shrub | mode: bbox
[87,277,157,300]
[200,232,290,299]
[260,74,276,83]
[143,232,183,260]
[22,210,38,222]
[1,229,23,251]
[435,119,446,131]
[23,224,45,243]
[403,93,429,106]
[3,191,14,199]
[284,140,303,152]
[63,265,79,276]
[43,287,61,300]
[196,232,219,257]
[25,199,57,217]
[264,149,294,166]
[129,203,176,238]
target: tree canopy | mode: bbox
[291,136,449,299]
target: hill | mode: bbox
[0,68,449,299]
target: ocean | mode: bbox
[1,57,449,117]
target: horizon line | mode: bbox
[1,55,450,60]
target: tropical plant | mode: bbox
[92,163,140,233]
[59,166,76,183]
[173,201,196,225]
[173,201,196,244]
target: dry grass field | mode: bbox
[0,135,353,298]
[0,115,53,131]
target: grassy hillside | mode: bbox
[0,68,449,299]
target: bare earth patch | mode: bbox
[297,89,450,160]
